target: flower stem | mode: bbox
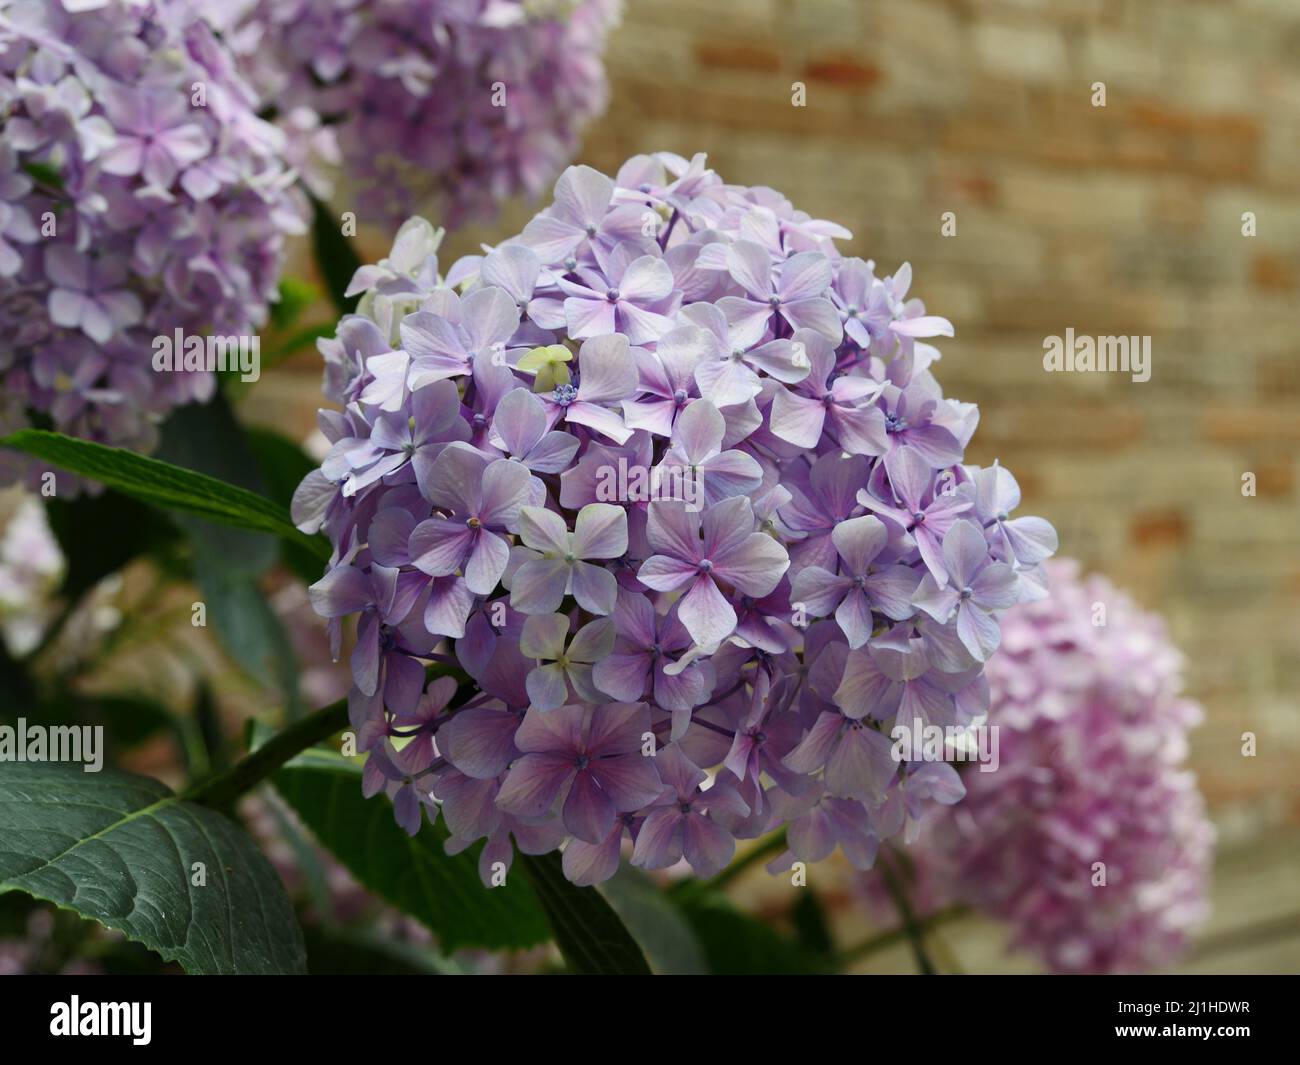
[184,662,470,812]
[837,904,969,967]
[185,695,349,812]
[877,853,939,975]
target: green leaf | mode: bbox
[1,428,329,561]
[158,400,301,712]
[260,323,336,375]
[302,924,461,975]
[23,161,62,189]
[677,893,832,975]
[270,277,321,330]
[194,558,302,714]
[597,865,707,974]
[0,763,306,975]
[519,850,652,975]
[244,426,318,509]
[269,755,551,953]
[157,396,279,577]
[310,194,361,316]
[790,887,835,955]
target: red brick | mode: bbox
[1250,251,1298,291]
[693,42,782,73]
[1130,508,1190,547]
[1204,407,1300,445]
[803,55,881,88]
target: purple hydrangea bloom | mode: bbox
[226,0,619,228]
[862,559,1214,973]
[0,0,306,490]
[296,154,1054,884]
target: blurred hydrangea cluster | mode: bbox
[0,0,307,483]
[863,559,1213,973]
[0,492,63,655]
[224,0,619,228]
[296,153,1057,885]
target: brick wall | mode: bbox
[255,0,1300,839]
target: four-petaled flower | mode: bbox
[408,444,532,594]
[496,702,663,843]
[638,497,790,649]
[509,503,628,615]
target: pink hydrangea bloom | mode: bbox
[863,559,1214,973]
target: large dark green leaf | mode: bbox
[0,429,328,561]
[0,763,306,974]
[519,850,652,975]
[270,753,551,953]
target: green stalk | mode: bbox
[185,695,349,811]
[837,904,969,967]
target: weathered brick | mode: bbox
[1131,508,1191,548]
[802,55,881,89]
[694,41,783,73]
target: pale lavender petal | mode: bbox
[409,517,473,577]
[769,387,826,448]
[957,601,1001,662]
[463,529,510,594]
[576,333,638,403]
[567,617,617,663]
[492,388,547,456]
[725,240,773,300]
[592,652,652,702]
[681,813,735,877]
[631,808,683,870]
[518,505,570,554]
[526,662,570,710]
[677,574,736,648]
[572,503,628,559]
[570,560,617,615]
[520,612,571,659]
[510,557,572,614]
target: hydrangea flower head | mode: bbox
[0,0,307,485]
[227,0,620,228]
[0,493,63,655]
[862,559,1214,973]
[297,153,1056,885]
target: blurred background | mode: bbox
[5,0,1296,973]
